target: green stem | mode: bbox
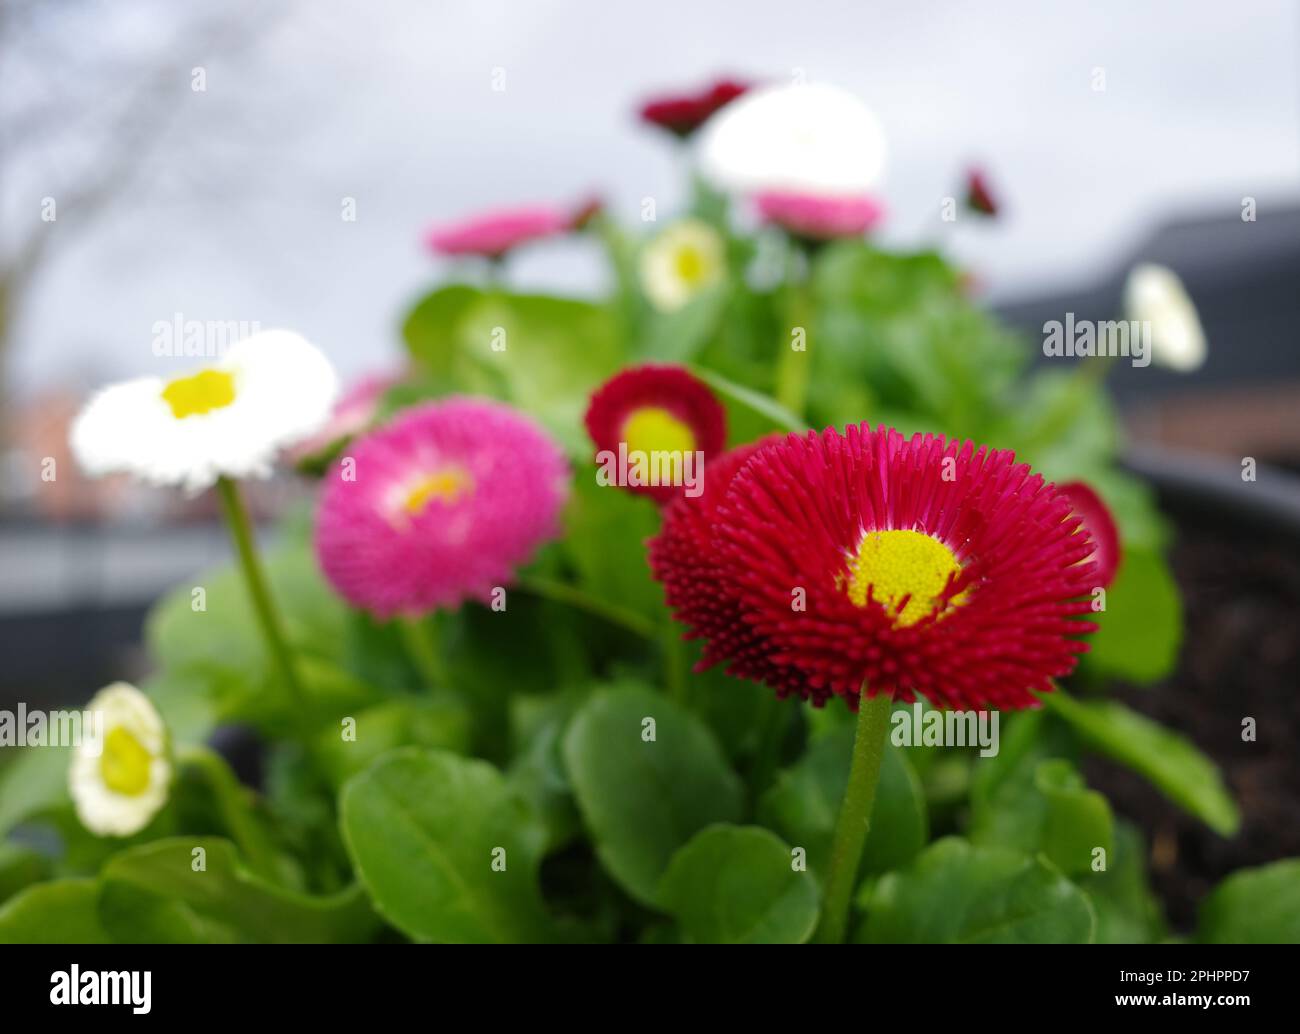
[815,688,893,944]
[775,256,812,419]
[515,576,657,641]
[663,624,687,705]
[399,615,446,689]
[215,477,305,707]
[178,745,280,882]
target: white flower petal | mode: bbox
[69,329,337,492]
[69,682,171,838]
[697,82,887,197]
[639,219,726,313]
[1124,264,1207,372]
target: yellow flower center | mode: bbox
[403,467,472,514]
[100,726,153,796]
[846,529,965,627]
[674,244,709,286]
[621,407,696,456]
[160,368,236,419]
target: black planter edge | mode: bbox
[1122,444,1300,539]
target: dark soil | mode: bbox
[1082,518,1300,933]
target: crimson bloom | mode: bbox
[756,191,885,241]
[1059,480,1121,587]
[584,364,727,504]
[638,78,749,138]
[650,425,1101,710]
[315,398,569,618]
[965,167,999,217]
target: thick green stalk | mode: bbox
[775,249,812,419]
[815,688,893,944]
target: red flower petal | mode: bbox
[1059,480,1122,588]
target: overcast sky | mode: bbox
[7,0,1298,393]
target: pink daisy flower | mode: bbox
[314,398,570,617]
[755,191,885,241]
[424,205,574,259]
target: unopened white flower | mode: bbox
[69,683,171,837]
[639,219,726,313]
[697,82,887,197]
[1124,264,1207,372]
[70,329,338,493]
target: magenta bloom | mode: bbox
[425,206,573,259]
[755,191,885,241]
[315,399,570,618]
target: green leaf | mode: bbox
[399,283,486,379]
[969,715,1113,877]
[145,541,379,733]
[1083,547,1182,684]
[1087,822,1166,944]
[659,824,819,943]
[562,683,744,905]
[1198,859,1300,944]
[1034,760,1115,875]
[0,742,73,835]
[0,842,50,904]
[439,594,591,761]
[857,838,1096,944]
[1002,368,1119,475]
[811,242,1023,435]
[760,724,927,880]
[506,693,583,852]
[1045,692,1239,836]
[0,879,110,943]
[402,287,623,453]
[641,285,729,363]
[340,748,551,943]
[312,696,472,791]
[99,837,378,944]
[148,541,348,678]
[562,474,665,633]
[690,364,803,435]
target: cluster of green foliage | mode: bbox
[0,199,1293,944]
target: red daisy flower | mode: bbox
[638,78,749,138]
[1059,480,1122,588]
[651,424,1101,710]
[584,364,727,504]
[649,437,797,682]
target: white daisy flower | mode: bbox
[697,82,887,198]
[639,219,726,313]
[69,682,171,837]
[70,329,338,493]
[1124,264,1207,372]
